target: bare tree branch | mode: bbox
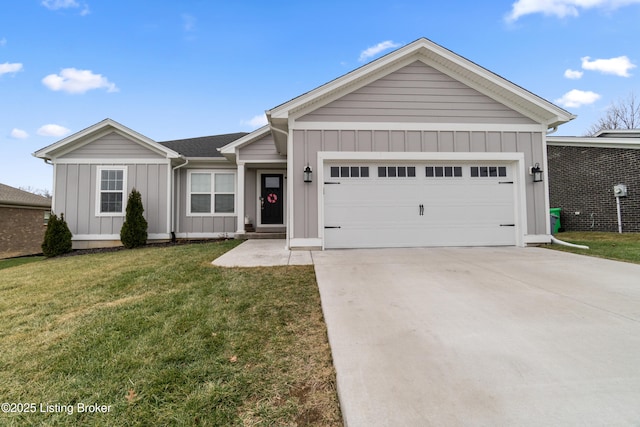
[585,92,640,136]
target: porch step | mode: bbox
[242,232,285,240]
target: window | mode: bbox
[43,211,51,225]
[377,166,416,178]
[330,166,369,178]
[97,167,126,215]
[470,166,507,178]
[188,171,236,215]
[425,166,462,178]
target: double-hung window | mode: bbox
[96,166,127,215]
[188,171,236,215]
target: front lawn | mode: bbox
[546,231,640,264]
[0,256,45,271]
[0,241,341,426]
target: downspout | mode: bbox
[550,235,589,250]
[270,124,291,250]
[42,158,55,215]
[171,158,189,242]
[545,122,584,248]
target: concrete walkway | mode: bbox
[211,239,312,267]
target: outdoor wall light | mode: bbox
[303,164,313,183]
[530,163,543,182]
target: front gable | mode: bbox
[33,118,181,161]
[267,38,575,154]
[298,61,536,125]
[59,130,166,160]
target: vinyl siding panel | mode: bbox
[238,133,287,162]
[299,61,536,125]
[290,129,546,240]
[53,163,169,237]
[175,168,237,235]
[60,132,165,159]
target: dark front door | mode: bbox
[260,173,284,225]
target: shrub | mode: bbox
[120,188,148,249]
[41,213,73,257]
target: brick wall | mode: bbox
[0,207,48,258]
[547,145,640,232]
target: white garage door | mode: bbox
[323,162,517,249]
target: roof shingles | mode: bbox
[0,183,51,208]
[158,133,248,158]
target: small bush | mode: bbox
[120,188,148,249]
[41,213,73,257]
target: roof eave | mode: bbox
[266,37,576,130]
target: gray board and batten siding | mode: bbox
[290,61,546,241]
[54,132,171,240]
[174,167,237,236]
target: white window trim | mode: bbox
[95,166,127,217]
[186,169,237,217]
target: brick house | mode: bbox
[547,130,640,233]
[0,183,52,258]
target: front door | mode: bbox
[260,173,284,225]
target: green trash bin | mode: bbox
[550,208,561,234]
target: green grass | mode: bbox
[0,256,45,271]
[546,231,640,264]
[0,241,341,426]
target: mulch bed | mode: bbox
[56,239,228,258]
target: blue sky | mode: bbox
[2,0,639,192]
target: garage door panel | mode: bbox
[323,162,518,249]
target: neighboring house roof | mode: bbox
[33,118,182,160]
[0,183,51,208]
[548,133,640,149]
[266,37,576,154]
[594,129,640,138]
[158,132,248,158]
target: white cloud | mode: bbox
[42,68,118,94]
[182,14,196,32]
[37,124,71,137]
[581,55,636,77]
[241,114,268,128]
[359,40,401,62]
[42,0,90,15]
[0,62,23,76]
[564,69,583,79]
[505,0,640,22]
[555,89,601,108]
[0,38,6,47]
[10,128,29,139]
[41,0,79,10]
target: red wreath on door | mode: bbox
[267,193,278,204]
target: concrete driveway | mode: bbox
[312,247,640,427]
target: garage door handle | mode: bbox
[325,226,341,229]
[500,224,515,227]
[499,181,514,184]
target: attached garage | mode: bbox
[264,38,575,250]
[320,153,526,249]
